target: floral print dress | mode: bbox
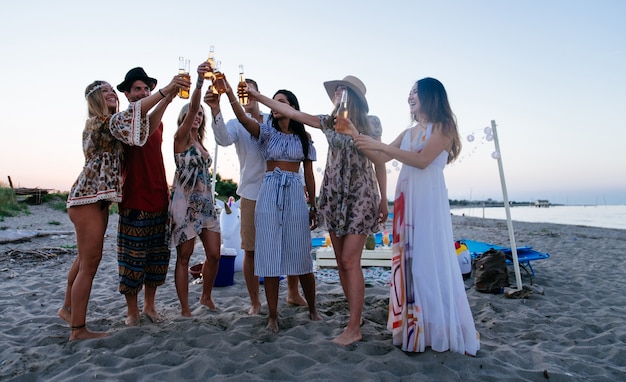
[316,114,383,236]
[169,144,219,247]
[67,101,148,208]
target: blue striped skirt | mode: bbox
[254,168,313,277]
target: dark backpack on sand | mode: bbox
[474,248,509,293]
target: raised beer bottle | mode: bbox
[237,65,249,105]
[334,89,348,132]
[212,60,227,94]
[178,57,191,99]
[204,45,216,81]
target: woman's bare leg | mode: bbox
[67,203,110,341]
[286,276,307,306]
[198,229,220,310]
[331,233,366,346]
[58,257,78,323]
[243,250,262,315]
[298,273,322,321]
[263,277,280,333]
[174,239,195,316]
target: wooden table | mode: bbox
[315,247,392,268]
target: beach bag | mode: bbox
[455,241,472,280]
[474,248,509,293]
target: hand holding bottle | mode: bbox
[197,62,212,78]
[161,74,191,99]
[335,115,359,137]
[246,85,260,101]
[220,75,234,96]
[204,89,220,109]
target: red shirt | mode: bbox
[120,122,169,211]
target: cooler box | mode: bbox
[311,237,325,248]
[215,247,237,287]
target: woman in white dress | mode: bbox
[345,77,480,355]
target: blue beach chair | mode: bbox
[460,239,550,277]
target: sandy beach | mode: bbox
[1,205,625,381]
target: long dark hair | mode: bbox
[414,77,461,163]
[269,89,310,159]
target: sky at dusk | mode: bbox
[1,1,624,205]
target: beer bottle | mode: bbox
[334,89,348,131]
[204,46,216,81]
[212,60,227,94]
[237,65,249,105]
[178,57,190,99]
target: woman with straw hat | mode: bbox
[246,75,387,345]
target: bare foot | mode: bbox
[181,309,192,317]
[286,294,307,306]
[332,327,362,346]
[125,313,140,327]
[309,310,323,321]
[199,297,217,310]
[248,303,262,315]
[57,306,71,324]
[266,317,279,333]
[143,309,162,324]
[69,325,109,341]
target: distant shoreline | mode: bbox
[449,204,626,231]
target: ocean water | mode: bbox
[450,205,626,230]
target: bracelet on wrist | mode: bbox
[309,206,317,213]
[158,89,166,98]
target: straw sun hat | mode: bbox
[323,75,368,112]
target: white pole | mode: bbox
[212,142,218,197]
[491,120,523,290]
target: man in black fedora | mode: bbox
[116,67,175,325]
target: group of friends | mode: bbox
[58,61,480,356]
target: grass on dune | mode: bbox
[0,187,120,221]
[0,187,28,219]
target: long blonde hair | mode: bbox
[85,81,118,117]
[176,103,207,142]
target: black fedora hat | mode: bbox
[117,67,157,92]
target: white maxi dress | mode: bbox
[387,123,480,355]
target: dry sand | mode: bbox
[0,205,625,381]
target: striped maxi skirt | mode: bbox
[254,168,313,277]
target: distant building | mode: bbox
[535,199,550,208]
